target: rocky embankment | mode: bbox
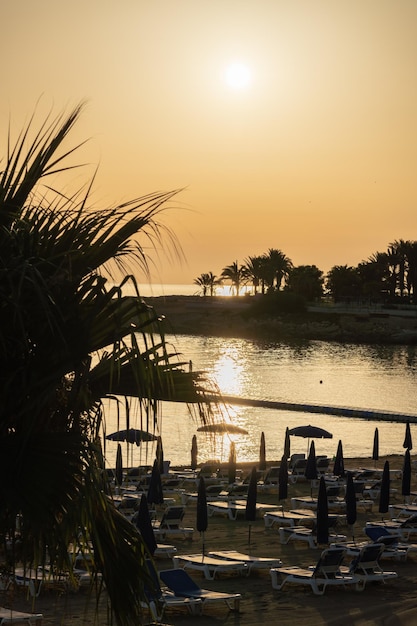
[146,296,417,344]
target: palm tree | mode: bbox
[243,255,264,295]
[194,271,222,296]
[221,261,246,295]
[0,104,217,624]
[263,248,293,291]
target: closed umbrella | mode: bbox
[136,493,157,556]
[228,441,237,485]
[402,449,411,501]
[316,476,329,546]
[156,436,164,475]
[284,427,291,460]
[245,466,258,545]
[278,455,288,505]
[403,421,413,451]
[345,471,357,541]
[147,460,164,506]
[305,440,318,496]
[115,443,123,489]
[196,477,208,555]
[378,460,390,518]
[333,440,345,477]
[259,432,266,471]
[372,428,379,465]
[191,435,198,471]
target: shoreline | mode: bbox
[146,295,417,345]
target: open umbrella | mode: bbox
[259,432,266,471]
[284,427,291,460]
[197,422,248,435]
[333,440,345,477]
[147,460,164,506]
[191,435,198,471]
[136,493,157,556]
[402,448,411,501]
[278,455,288,505]
[316,476,329,546]
[378,460,390,518]
[106,428,158,446]
[372,427,379,465]
[345,471,357,541]
[245,467,258,545]
[228,441,237,485]
[196,477,208,555]
[288,424,332,455]
[403,421,413,451]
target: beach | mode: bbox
[5,453,417,625]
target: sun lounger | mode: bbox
[152,505,194,540]
[343,543,398,590]
[388,504,417,519]
[279,526,347,549]
[207,550,282,573]
[159,568,241,612]
[142,560,201,621]
[0,608,43,625]
[365,514,417,540]
[264,509,316,528]
[207,499,279,521]
[172,554,249,579]
[270,547,358,595]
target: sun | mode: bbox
[223,62,252,90]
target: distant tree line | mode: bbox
[194,239,417,305]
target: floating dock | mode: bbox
[214,395,417,424]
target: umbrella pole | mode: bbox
[248,523,251,546]
[202,531,205,556]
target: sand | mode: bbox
[2,453,417,625]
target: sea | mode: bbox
[103,284,417,470]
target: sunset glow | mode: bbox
[2,2,417,286]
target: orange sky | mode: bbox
[2,1,417,285]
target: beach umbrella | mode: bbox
[136,493,157,556]
[316,476,329,546]
[191,435,198,471]
[115,443,123,489]
[402,449,411,500]
[106,428,158,446]
[378,460,390,518]
[147,460,164,506]
[305,440,318,496]
[278,455,288,504]
[284,427,291,460]
[345,471,357,541]
[372,427,379,465]
[196,477,208,555]
[156,436,164,475]
[403,421,413,451]
[197,421,248,435]
[228,441,237,485]
[259,432,266,471]
[245,466,258,545]
[333,440,345,477]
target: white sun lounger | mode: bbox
[207,550,282,573]
[0,608,43,625]
[172,554,249,580]
[279,526,347,549]
[264,509,316,528]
